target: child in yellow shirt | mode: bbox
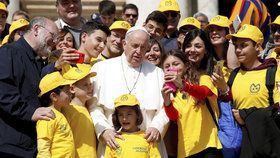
[104,94,161,158]
[37,71,76,158]
[62,64,97,158]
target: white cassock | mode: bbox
[90,53,169,158]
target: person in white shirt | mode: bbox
[55,0,86,48]
[90,26,169,158]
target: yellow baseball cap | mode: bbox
[179,17,201,29]
[269,15,280,26]
[39,72,76,96]
[226,24,264,45]
[0,2,8,16]
[158,0,180,12]
[109,20,131,31]
[206,15,230,29]
[63,64,96,83]
[9,18,29,34]
[2,34,8,45]
[114,94,140,108]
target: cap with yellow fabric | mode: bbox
[158,0,180,12]
[9,18,29,34]
[63,64,96,83]
[179,17,201,29]
[206,15,230,29]
[109,20,131,31]
[226,24,264,45]
[0,2,8,16]
[114,94,140,108]
[39,71,76,96]
[269,15,280,26]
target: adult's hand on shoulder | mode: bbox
[144,127,160,143]
[31,107,55,121]
[102,129,123,149]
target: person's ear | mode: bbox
[255,42,262,52]
[80,32,88,44]
[33,24,40,37]
[50,92,58,102]
[122,39,127,48]
[69,85,76,94]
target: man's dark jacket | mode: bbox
[0,38,41,157]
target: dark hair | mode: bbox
[122,3,138,15]
[0,0,9,6]
[99,0,116,15]
[80,21,110,42]
[145,11,168,32]
[12,10,30,21]
[39,86,65,107]
[112,105,143,131]
[182,29,214,83]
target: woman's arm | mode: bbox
[182,80,215,100]
[164,101,179,121]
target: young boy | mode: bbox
[104,94,161,158]
[37,71,76,158]
[62,64,97,158]
[41,21,110,77]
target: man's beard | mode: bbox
[37,36,52,57]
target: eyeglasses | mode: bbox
[38,25,58,43]
[164,11,178,18]
[125,14,138,18]
[271,26,280,34]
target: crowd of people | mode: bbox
[0,0,280,157]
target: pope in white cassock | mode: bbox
[90,26,169,158]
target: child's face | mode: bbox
[72,75,93,101]
[83,30,107,58]
[117,106,138,133]
[53,86,71,109]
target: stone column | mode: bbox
[7,0,20,23]
[197,0,218,19]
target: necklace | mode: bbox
[121,58,142,94]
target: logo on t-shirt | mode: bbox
[250,83,260,93]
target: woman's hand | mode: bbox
[161,85,173,106]
[211,66,228,93]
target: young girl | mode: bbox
[37,71,76,158]
[104,94,161,158]
[62,64,97,158]
[161,30,222,158]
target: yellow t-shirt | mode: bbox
[37,108,75,158]
[232,68,280,109]
[104,131,160,158]
[269,49,280,65]
[62,104,97,158]
[173,75,222,158]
